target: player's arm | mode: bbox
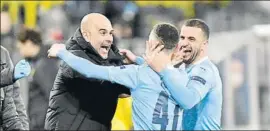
[57,49,138,89]
[159,66,212,109]
[135,56,145,65]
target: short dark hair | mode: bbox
[152,23,179,50]
[183,19,210,39]
[17,28,42,46]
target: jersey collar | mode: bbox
[182,56,209,73]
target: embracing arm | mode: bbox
[57,50,138,89]
[159,67,212,109]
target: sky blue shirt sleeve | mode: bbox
[57,49,138,89]
[159,66,212,109]
[135,56,145,65]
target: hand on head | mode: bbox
[171,43,184,65]
[143,40,174,73]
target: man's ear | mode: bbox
[82,31,90,42]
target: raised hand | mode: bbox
[172,43,184,66]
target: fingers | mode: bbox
[152,44,164,55]
[119,49,126,53]
[119,49,128,56]
[149,40,160,52]
[145,40,161,55]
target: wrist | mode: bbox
[158,64,174,78]
[135,56,144,64]
[57,49,68,59]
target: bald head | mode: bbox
[80,13,111,33]
[79,13,114,59]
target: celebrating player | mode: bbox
[139,19,223,130]
[48,23,186,130]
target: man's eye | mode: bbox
[100,31,106,35]
[189,38,195,41]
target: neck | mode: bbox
[186,50,207,67]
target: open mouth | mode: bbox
[183,49,192,53]
[101,45,110,52]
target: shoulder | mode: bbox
[191,60,215,81]
[0,46,9,57]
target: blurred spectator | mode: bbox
[48,28,64,43]
[0,11,18,62]
[231,57,249,126]
[38,6,70,44]
[122,22,133,39]
[104,1,127,21]
[0,12,12,34]
[194,1,221,19]
[139,5,184,37]
[112,22,123,40]
[64,1,105,25]
[106,1,141,38]
[16,28,59,130]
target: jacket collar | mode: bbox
[70,28,124,63]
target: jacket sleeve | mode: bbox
[2,86,24,130]
[0,47,15,87]
[12,82,29,130]
[1,46,29,129]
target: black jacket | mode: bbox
[0,46,14,88]
[0,46,29,130]
[45,28,130,130]
[26,45,59,130]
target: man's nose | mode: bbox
[105,34,113,44]
[180,40,189,48]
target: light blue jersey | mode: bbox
[57,50,184,130]
[110,64,183,130]
[159,57,222,130]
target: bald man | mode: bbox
[44,13,130,130]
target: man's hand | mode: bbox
[14,59,31,81]
[119,49,137,64]
[172,44,184,66]
[48,44,66,58]
[143,40,163,65]
[143,40,172,73]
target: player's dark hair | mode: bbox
[183,19,210,39]
[17,27,42,46]
[152,23,179,51]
